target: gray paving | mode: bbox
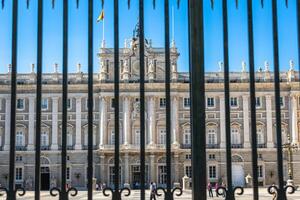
[2,188,300,200]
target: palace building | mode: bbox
[0,33,300,190]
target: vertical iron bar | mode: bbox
[113,0,120,199]
[246,0,259,199]
[139,0,146,199]
[297,1,300,80]
[164,0,172,199]
[188,0,207,199]
[87,0,94,199]
[61,0,69,199]
[271,0,285,199]
[35,0,43,199]
[222,0,233,199]
[8,0,18,199]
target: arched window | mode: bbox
[207,128,217,145]
[183,129,191,145]
[257,126,264,145]
[41,131,49,146]
[16,131,25,146]
[231,127,241,145]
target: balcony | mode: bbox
[231,144,243,148]
[181,144,191,149]
[15,146,27,151]
[41,146,50,150]
[206,144,220,149]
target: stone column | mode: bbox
[99,97,107,148]
[290,95,298,143]
[149,154,156,182]
[4,98,11,151]
[220,96,226,148]
[171,96,179,146]
[124,153,129,186]
[123,97,131,145]
[266,95,274,148]
[75,97,82,150]
[27,96,35,150]
[99,155,106,183]
[51,97,59,150]
[147,97,156,146]
[242,95,251,148]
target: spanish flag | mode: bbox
[97,10,104,22]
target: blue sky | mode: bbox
[0,0,298,73]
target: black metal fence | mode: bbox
[0,0,299,200]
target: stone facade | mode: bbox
[0,38,300,190]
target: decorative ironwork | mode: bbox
[103,187,131,199]
[267,185,296,200]
[49,187,78,199]
[216,186,244,200]
[155,187,183,199]
[0,187,26,199]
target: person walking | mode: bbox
[150,182,157,200]
[207,182,213,197]
[215,182,219,197]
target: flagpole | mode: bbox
[103,17,105,41]
[171,6,175,47]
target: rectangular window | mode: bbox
[15,155,22,162]
[185,166,192,178]
[110,130,115,145]
[258,165,264,178]
[111,98,115,109]
[66,167,71,181]
[280,96,284,107]
[67,98,72,110]
[207,97,215,107]
[183,98,190,108]
[158,165,167,184]
[209,166,216,179]
[230,97,238,107]
[159,98,166,108]
[185,154,191,160]
[208,154,215,160]
[41,98,48,110]
[159,129,166,145]
[17,99,25,110]
[255,97,261,107]
[15,167,23,181]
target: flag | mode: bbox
[97,10,104,22]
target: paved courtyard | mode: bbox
[2,188,299,200]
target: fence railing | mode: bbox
[0,0,299,200]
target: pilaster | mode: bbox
[51,97,59,150]
[27,96,35,150]
[75,97,82,150]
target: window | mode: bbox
[159,129,166,145]
[230,97,238,107]
[256,97,261,107]
[111,98,115,109]
[207,128,216,145]
[185,154,191,160]
[41,98,48,110]
[84,129,96,146]
[15,167,23,181]
[66,167,71,181]
[185,166,192,178]
[17,99,25,110]
[207,97,215,107]
[208,165,217,179]
[209,154,215,160]
[158,165,167,184]
[109,166,122,186]
[16,155,22,162]
[257,127,264,145]
[16,131,24,146]
[231,128,240,144]
[67,98,72,110]
[183,98,190,108]
[41,131,49,146]
[110,130,115,145]
[183,129,191,145]
[134,130,140,145]
[159,98,166,108]
[280,96,284,107]
[258,165,264,178]
[67,130,72,146]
